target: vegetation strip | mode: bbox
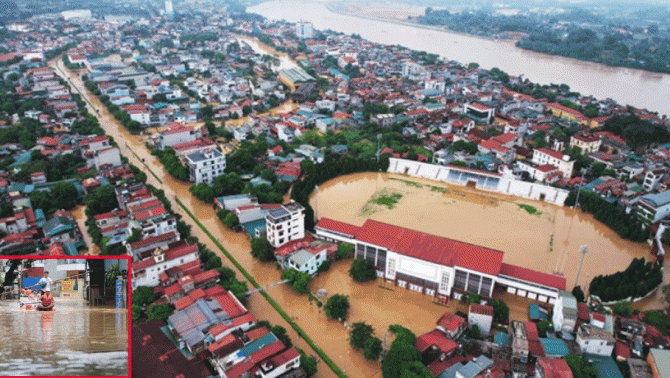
[174,198,347,378]
[127,146,162,184]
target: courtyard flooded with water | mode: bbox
[0,298,128,376]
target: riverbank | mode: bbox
[250,0,670,117]
[325,2,500,43]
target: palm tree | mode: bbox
[105,264,123,287]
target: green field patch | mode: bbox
[389,177,423,187]
[360,189,403,215]
[517,203,541,215]
[431,186,449,193]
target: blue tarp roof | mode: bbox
[494,332,510,346]
[241,218,266,237]
[529,303,549,321]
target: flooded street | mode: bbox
[72,205,100,255]
[310,173,653,292]
[0,299,127,376]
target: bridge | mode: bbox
[245,279,291,296]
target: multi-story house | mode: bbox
[532,148,575,179]
[184,149,226,185]
[266,201,305,248]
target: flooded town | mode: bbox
[0,0,670,378]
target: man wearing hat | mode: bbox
[37,287,54,311]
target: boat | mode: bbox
[19,296,55,311]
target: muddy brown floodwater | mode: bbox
[0,299,128,376]
[311,172,654,292]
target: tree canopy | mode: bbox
[325,294,350,320]
[349,258,377,282]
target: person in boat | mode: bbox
[37,288,54,311]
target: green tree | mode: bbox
[147,303,175,322]
[50,181,79,210]
[133,286,157,307]
[349,258,377,282]
[382,325,421,378]
[223,212,239,229]
[281,268,311,293]
[537,320,551,338]
[490,299,510,323]
[468,324,481,339]
[336,242,354,259]
[364,336,383,361]
[84,185,118,215]
[612,301,633,317]
[572,286,585,302]
[564,354,598,378]
[463,293,481,304]
[399,361,433,378]
[189,183,215,203]
[349,321,374,350]
[300,351,317,377]
[643,310,670,335]
[325,294,350,320]
[132,304,142,322]
[250,237,274,262]
[126,228,142,244]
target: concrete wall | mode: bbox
[387,158,569,206]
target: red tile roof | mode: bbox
[536,358,573,378]
[536,164,558,173]
[499,263,566,290]
[356,220,504,276]
[470,303,494,317]
[468,102,493,111]
[436,312,466,332]
[315,217,362,237]
[536,147,565,161]
[174,296,194,311]
[414,329,458,354]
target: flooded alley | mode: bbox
[0,299,128,376]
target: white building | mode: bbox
[468,304,494,336]
[316,217,567,303]
[266,201,305,248]
[532,148,575,179]
[296,21,314,39]
[637,190,670,224]
[131,244,199,288]
[185,149,226,185]
[165,0,174,16]
[286,248,327,275]
[464,103,495,123]
[91,147,123,169]
[643,169,665,192]
[159,122,198,150]
[576,324,615,356]
[552,290,578,334]
[570,134,601,154]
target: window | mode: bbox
[454,270,467,291]
[440,271,450,292]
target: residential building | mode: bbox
[215,194,258,211]
[468,304,493,336]
[643,169,665,192]
[296,21,313,39]
[266,201,305,248]
[535,358,573,378]
[647,349,670,378]
[159,122,198,150]
[132,243,199,288]
[552,291,578,335]
[576,324,615,356]
[132,319,212,378]
[570,134,602,154]
[285,247,327,275]
[637,191,670,224]
[464,103,495,123]
[532,148,575,179]
[435,312,467,339]
[184,149,226,184]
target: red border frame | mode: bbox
[0,255,132,378]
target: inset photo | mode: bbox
[0,257,129,376]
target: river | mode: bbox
[249,0,670,117]
[0,299,127,376]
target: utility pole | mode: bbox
[377,133,382,164]
[574,245,588,289]
[572,168,587,209]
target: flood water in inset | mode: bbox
[0,299,128,376]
